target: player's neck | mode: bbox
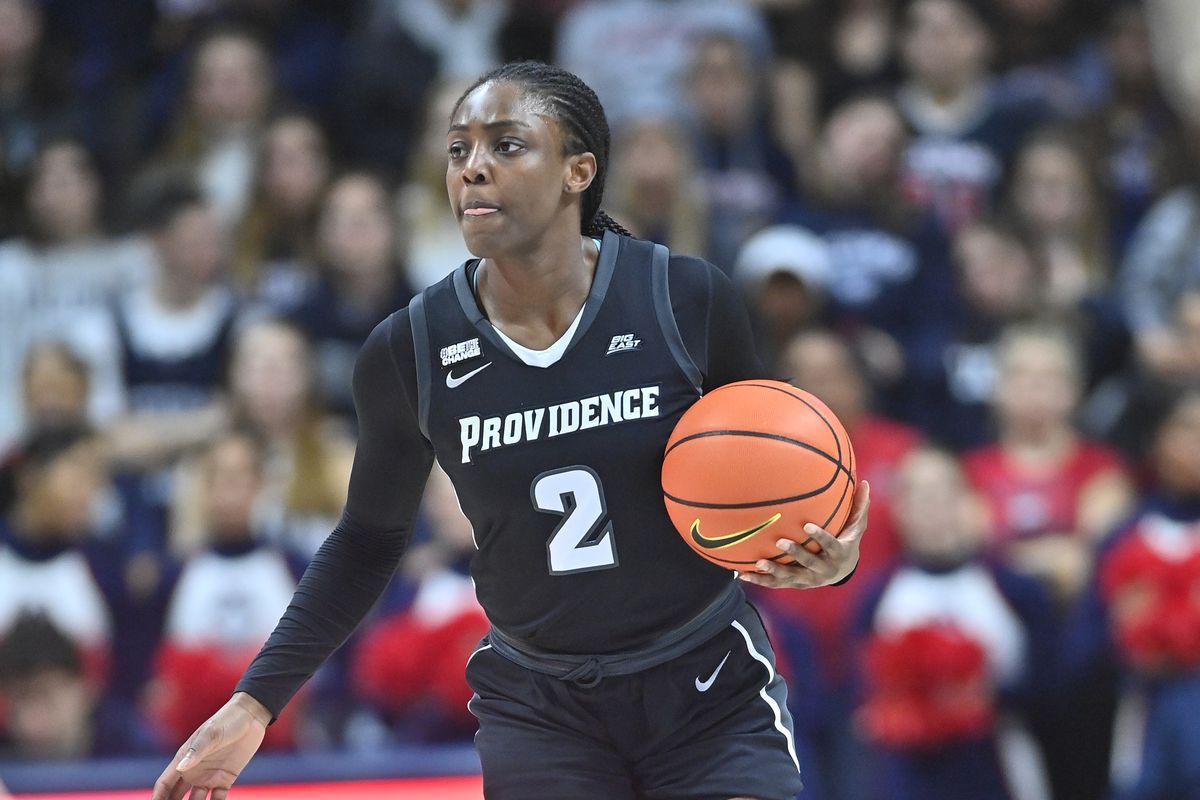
[477,232,599,348]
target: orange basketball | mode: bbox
[662,380,857,571]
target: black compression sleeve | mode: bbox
[668,256,768,391]
[235,313,434,717]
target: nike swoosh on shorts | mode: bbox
[695,650,731,692]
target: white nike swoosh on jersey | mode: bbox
[446,361,493,388]
[695,650,732,692]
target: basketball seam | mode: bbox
[663,437,855,509]
[666,429,842,465]
[735,380,845,464]
[665,379,858,556]
[666,381,853,486]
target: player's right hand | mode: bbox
[151,692,271,800]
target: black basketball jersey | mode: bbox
[234,231,769,715]
[408,231,734,654]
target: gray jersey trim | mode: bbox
[566,229,620,352]
[407,291,432,440]
[651,242,704,393]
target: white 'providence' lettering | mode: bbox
[459,385,660,463]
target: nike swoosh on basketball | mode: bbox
[695,650,731,692]
[690,513,782,550]
[446,361,493,388]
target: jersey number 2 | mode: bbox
[532,466,618,575]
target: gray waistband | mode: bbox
[487,580,745,687]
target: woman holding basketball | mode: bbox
[152,62,869,800]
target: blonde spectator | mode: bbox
[605,116,707,258]
[964,323,1133,604]
[398,80,474,290]
[233,113,332,305]
[286,171,415,419]
[1009,129,1112,311]
[172,320,353,557]
[20,341,90,436]
[162,28,275,227]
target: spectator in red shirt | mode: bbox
[964,322,1133,604]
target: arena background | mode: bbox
[2,0,1200,798]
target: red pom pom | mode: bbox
[351,603,489,728]
[352,616,434,710]
[857,624,994,749]
[1100,529,1200,672]
[147,643,297,749]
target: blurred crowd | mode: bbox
[1,1,1199,799]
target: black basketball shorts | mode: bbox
[465,601,804,800]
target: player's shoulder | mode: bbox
[600,232,729,305]
[664,249,731,305]
[359,304,416,378]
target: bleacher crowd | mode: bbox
[1,1,1199,799]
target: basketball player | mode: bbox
[151,62,870,800]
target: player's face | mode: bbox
[446,81,590,258]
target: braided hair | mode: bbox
[452,61,634,239]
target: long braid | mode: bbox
[586,209,633,238]
[453,61,635,239]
